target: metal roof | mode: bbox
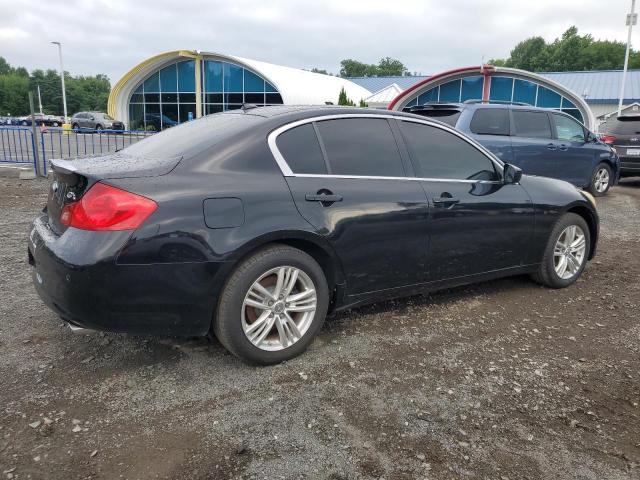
[539,70,640,104]
[347,75,429,93]
[348,70,640,104]
[364,83,404,104]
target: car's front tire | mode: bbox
[589,162,612,196]
[214,245,329,365]
[531,213,590,288]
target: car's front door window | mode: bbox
[553,113,585,142]
[398,120,499,181]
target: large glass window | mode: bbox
[316,119,405,177]
[400,121,498,181]
[513,79,536,106]
[512,111,552,139]
[404,75,585,125]
[439,80,461,102]
[461,76,483,102]
[537,86,561,108]
[277,124,327,174]
[489,76,513,102]
[129,59,282,131]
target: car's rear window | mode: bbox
[600,116,640,135]
[123,112,261,159]
[411,109,461,127]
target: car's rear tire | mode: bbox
[214,245,329,365]
[531,213,590,288]
[588,162,612,196]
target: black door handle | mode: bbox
[305,193,343,203]
[432,197,460,206]
[558,144,568,151]
[546,143,557,150]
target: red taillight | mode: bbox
[60,182,157,231]
[600,134,617,144]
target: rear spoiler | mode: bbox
[49,154,183,179]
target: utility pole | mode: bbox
[619,0,637,116]
[51,41,68,123]
[37,85,43,115]
[28,91,44,177]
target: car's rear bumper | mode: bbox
[28,214,226,336]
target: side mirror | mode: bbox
[89,117,95,121]
[503,163,522,184]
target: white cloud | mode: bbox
[0,27,30,40]
[0,0,635,84]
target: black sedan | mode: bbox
[28,106,599,364]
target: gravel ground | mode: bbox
[1,174,639,480]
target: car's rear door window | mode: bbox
[552,113,585,142]
[512,111,552,139]
[315,118,405,177]
[276,123,327,174]
[469,108,510,135]
[399,120,499,181]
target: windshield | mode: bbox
[123,112,262,159]
[103,114,114,120]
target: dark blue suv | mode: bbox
[407,102,619,196]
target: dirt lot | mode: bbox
[1,174,639,480]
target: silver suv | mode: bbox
[71,112,124,131]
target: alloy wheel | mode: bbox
[594,168,610,193]
[553,225,587,280]
[241,266,317,351]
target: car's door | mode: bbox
[275,116,431,296]
[76,113,87,128]
[550,112,594,186]
[396,119,535,281]
[510,109,557,178]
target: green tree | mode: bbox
[339,57,408,77]
[337,87,356,106]
[492,26,640,72]
[0,74,29,116]
[340,59,376,77]
[377,57,407,76]
[0,56,111,116]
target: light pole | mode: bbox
[619,0,637,116]
[51,41,68,123]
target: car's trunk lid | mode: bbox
[46,153,181,235]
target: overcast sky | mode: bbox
[0,0,636,84]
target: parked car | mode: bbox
[71,112,125,131]
[14,114,63,127]
[598,113,640,178]
[406,102,619,196]
[144,113,179,131]
[28,106,599,364]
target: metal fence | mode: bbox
[0,126,155,175]
[0,127,38,170]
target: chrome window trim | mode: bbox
[267,113,505,182]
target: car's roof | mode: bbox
[409,101,561,112]
[226,105,439,124]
